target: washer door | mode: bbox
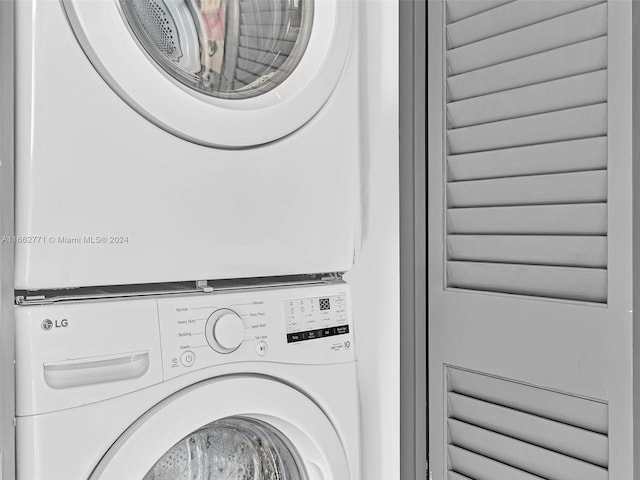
[62,0,353,147]
[90,377,350,479]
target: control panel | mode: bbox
[15,282,354,415]
[286,294,349,343]
[156,282,354,380]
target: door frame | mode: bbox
[0,1,15,478]
[400,0,427,478]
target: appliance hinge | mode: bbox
[321,272,343,281]
[15,274,345,305]
[196,280,213,293]
[15,295,47,305]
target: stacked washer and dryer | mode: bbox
[10,0,363,478]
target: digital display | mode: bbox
[319,298,331,311]
[285,294,348,343]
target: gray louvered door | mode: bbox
[445,1,609,303]
[429,0,638,479]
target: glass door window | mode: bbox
[120,0,314,99]
[143,416,307,479]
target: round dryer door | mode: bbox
[89,376,351,479]
[62,0,354,147]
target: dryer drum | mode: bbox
[143,416,307,479]
[120,0,314,99]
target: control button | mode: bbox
[336,325,350,335]
[180,350,196,367]
[256,341,268,356]
[287,333,302,343]
[205,309,245,354]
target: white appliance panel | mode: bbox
[15,282,360,480]
[15,282,354,416]
[16,362,360,480]
[14,0,361,289]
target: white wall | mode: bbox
[346,0,399,477]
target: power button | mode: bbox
[180,350,196,367]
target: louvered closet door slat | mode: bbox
[447,37,607,101]
[449,445,547,480]
[448,368,609,433]
[448,472,475,480]
[448,204,607,235]
[448,420,608,480]
[446,3,607,75]
[447,137,607,181]
[448,393,608,467]
[447,104,607,154]
[446,0,514,24]
[447,171,607,207]
[447,0,604,48]
[447,235,607,268]
[447,71,607,128]
[447,261,607,302]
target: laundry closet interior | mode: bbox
[0,0,405,479]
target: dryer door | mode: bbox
[89,376,351,479]
[62,0,353,147]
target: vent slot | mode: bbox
[447,0,605,49]
[447,367,609,480]
[446,3,607,75]
[447,262,607,302]
[447,236,607,268]
[444,0,608,302]
[448,171,607,208]
[447,104,607,154]
[446,0,515,24]
[447,37,608,102]
[447,71,607,129]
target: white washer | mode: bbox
[15,282,360,479]
[14,0,361,289]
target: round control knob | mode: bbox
[205,309,245,354]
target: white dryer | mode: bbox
[15,282,359,479]
[14,0,361,289]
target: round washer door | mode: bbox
[89,376,350,479]
[62,0,353,148]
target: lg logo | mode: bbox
[41,318,68,331]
